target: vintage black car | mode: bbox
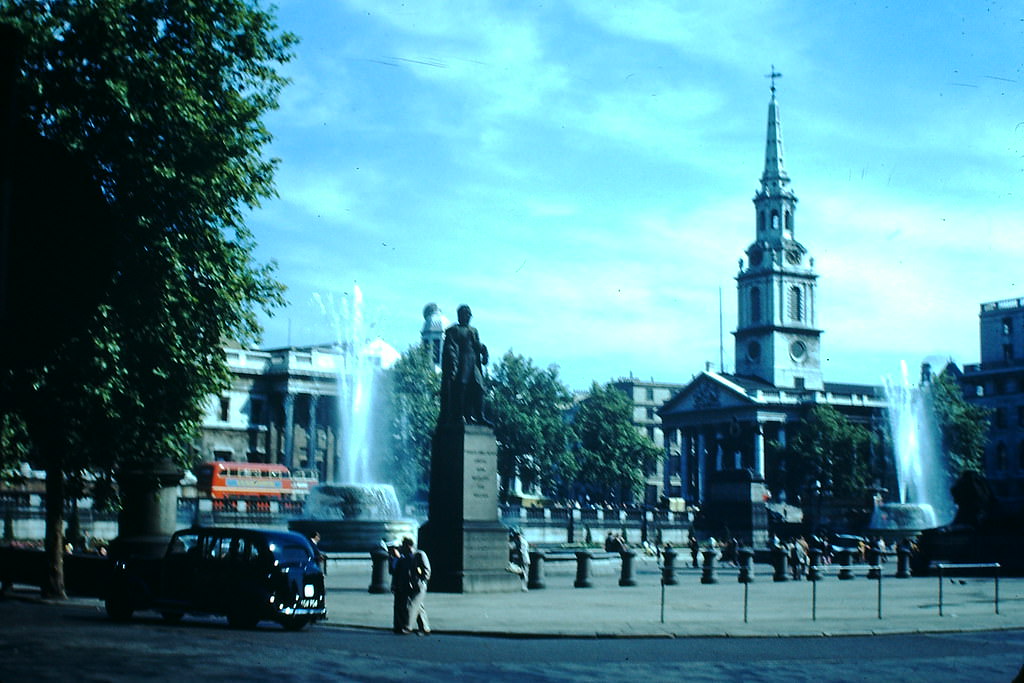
[105,527,327,630]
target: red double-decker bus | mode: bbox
[195,462,293,500]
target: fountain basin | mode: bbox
[867,502,939,539]
[289,483,417,552]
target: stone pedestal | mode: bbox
[418,423,520,593]
[700,469,769,550]
[110,460,182,559]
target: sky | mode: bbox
[247,0,1024,392]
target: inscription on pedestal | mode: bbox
[463,427,498,521]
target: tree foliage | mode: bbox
[569,382,661,505]
[0,0,294,596]
[487,351,573,501]
[771,405,877,501]
[932,369,989,478]
[381,343,440,505]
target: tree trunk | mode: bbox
[43,458,66,599]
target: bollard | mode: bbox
[896,547,911,579]
[837,548,854,580]
[771,545,790,582]
[808,548,822,582]
[527,549,546,590]
[737,547,755,583]
[619,549,637,587]
[368,547,391,594]
[866,548,882,579]
[662,546,678,586]
[574,550,593,588]
[700,548,718,584]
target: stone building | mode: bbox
[609,377,686,506]
[658,82,887,508]
[196,340,399,481]
[960,297,1024,515]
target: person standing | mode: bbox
[392,537,431,635]
[509,530,530,591]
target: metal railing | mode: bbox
[935,562,1001,616]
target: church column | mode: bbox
[679,430,689,502]
[696,430,707,504]
[754,420,766,478]
[714,427,724,471]
[662,428,675,497]
[282,392,296,471]
[306,394,319,470]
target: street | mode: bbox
[1,597,1021,682]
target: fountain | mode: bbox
[869,361,955,538]
[288,287,416,552]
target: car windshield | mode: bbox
[269,542,312,566]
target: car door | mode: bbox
[161,531,200,607]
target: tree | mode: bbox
[0,0,294,597]
[569,382,661,505]
[772,405,877,501]
[931,369,989,478]
[487,351,573,501]
[381,343,440,505]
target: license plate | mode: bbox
[299,598,319,608]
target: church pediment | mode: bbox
[659,372,756,417]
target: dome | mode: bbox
[421,303,449,334]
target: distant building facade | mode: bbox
[609,378,686,505]
[196,341,398,481]
[658,83,887,508]
[960,297,1024,515]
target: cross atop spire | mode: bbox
[760,68,790,195]
[765,65,782,95]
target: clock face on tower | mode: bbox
[790,340,807,360]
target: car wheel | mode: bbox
[105,595,134,622]
[160,611,184,624]
[280,616,310,631]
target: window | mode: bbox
[646,388,654,401]
[996,442,1008,471]
[750,287,762,323]
[771,210,780,230]
[996,407,1007,429]
[758,211,765,232]
[788,286,803,322]
[219,396,230,422]
[250,398,264,425]
[794,377,805,390]
[1002,317,1012,335]
[784,210,793,238]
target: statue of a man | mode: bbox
[440,305,491,426]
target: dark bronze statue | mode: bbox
[440,305,492,426]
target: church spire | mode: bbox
[760,66,790,197]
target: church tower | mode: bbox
[734,75,823,390]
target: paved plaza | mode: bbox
[6,552,1022,639]
[320,554,1024,638]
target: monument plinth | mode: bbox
[418,422,520,593]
